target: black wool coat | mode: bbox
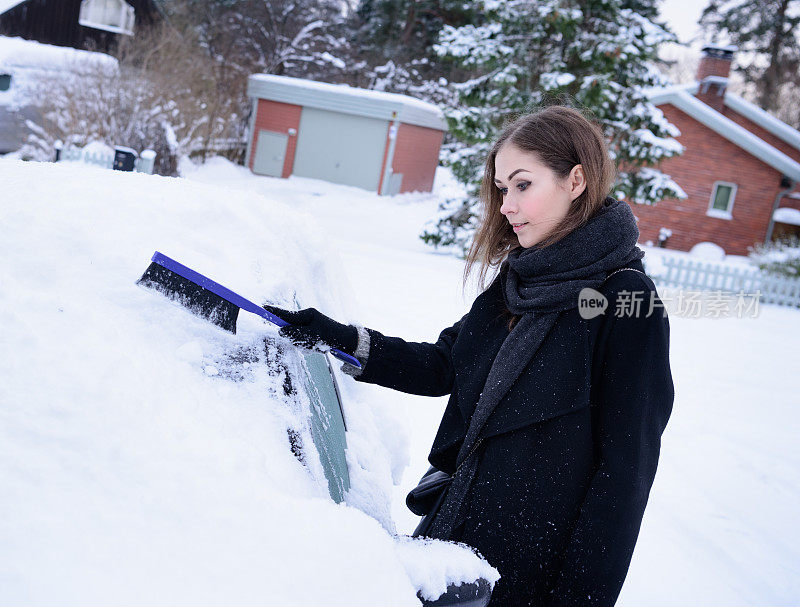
[352,258,674,606]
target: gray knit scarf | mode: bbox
[426,196,645,541]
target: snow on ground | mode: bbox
[181,157,800,605]
[0,157,497,607]
[3,153,798,605]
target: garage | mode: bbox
[245,74,447,195]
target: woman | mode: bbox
[264,106,674,606]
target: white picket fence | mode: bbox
[56,145,157,175]
[648,256,800,308]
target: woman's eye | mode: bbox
[497,182,529,196]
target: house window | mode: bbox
[79,0,135,36]
[707,181,737,219]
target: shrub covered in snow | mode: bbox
[15,24,242,176]
[690,241,726,261]
[748,235,800,278]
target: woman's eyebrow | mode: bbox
[494,169,531,183]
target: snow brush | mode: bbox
[137,251,362,368]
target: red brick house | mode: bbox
[633,44,800,256]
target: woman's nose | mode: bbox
[499,194,516,216]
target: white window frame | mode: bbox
[706,181,737,220]
[79,0,135,36]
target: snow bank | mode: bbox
[0,158,497,606]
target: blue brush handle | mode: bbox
[150,251,362,369]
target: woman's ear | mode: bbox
[569,164,587,201]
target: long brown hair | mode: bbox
[462,105,617,330]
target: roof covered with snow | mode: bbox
[724,93,800,153]
[645,81,800,182]
[0,35,117,70]
[773,207,800,226]
[701,43,738,53]
[0,0,26,15]
[248,74,447,131]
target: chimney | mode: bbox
[695,44,737,113]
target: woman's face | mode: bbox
[494,144,586,248]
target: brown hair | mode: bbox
[462,105,617,330]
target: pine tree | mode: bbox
[353,0,476,64]
[347,0,477,105]
[420,0,687,255]
[699,0,800,117]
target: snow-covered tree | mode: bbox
[344,0,478,106]
[162,0,351,79]
[353,0,475,63]
[420,0,687,255]
[700,0,800,118]
[364,58,458,107]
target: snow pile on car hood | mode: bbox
[0,159,498,606]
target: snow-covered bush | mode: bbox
[18,23,244,175]
[748,235,800,278]
[689,241,726,261]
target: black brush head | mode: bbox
[137,262,240,333]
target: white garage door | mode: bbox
[292,107,388,191]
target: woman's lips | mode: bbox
[512,222,528,232]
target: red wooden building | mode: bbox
[635,44,800,256]
[245,74,447,195]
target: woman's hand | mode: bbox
[262,305,358,356]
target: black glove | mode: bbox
[262,305,358,356]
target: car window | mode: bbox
[298,350,350,503]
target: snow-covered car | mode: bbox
[0,35,116,153]
[0,158,498,606]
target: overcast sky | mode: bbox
[660,0,708,48]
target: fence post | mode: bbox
[138,149,157,175]
[664,256,675,287]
